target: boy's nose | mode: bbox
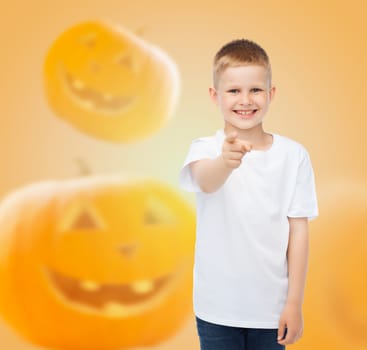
[239,93,252,105]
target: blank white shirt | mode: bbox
[179,129,318,328]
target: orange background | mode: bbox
[0,0,366,349]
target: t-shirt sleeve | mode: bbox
[287,148,319,221]
[179,138,217,193]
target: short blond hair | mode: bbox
[213,39,272,89]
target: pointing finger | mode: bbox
[225,132,238,143]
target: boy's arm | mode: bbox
[189,132,252,193]
[278,217,309,346]
[190,156,234,193]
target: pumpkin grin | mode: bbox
[61,66,137,114]
[45,264,186,317]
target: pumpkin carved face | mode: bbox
[0,176,195,349]
[43,21,180,142]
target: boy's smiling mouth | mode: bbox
[233,109,258,119]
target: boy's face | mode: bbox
[209,65,275,133]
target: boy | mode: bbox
[179,39,318,350]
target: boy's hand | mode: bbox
[221,132,252,169]
[277,303,304,345]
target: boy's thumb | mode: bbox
[277,324,286,340]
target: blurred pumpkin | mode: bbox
[0,175,195,349]
[43,21,180,142]
[294,181,367,350]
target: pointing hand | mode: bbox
[221,132,252,169]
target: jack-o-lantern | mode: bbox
[44,21,180,142]
[295,182,367,350]
[0,176,195,349]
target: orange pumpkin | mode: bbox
[295,181,367,350]
[0,176,195,349]
[43,21,180,142]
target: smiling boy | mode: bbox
[179,39,318,349]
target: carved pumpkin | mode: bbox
[0,176,195,349]
[44,21,180,142]
[295,182,367,349]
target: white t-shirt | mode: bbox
[179,129,319,328]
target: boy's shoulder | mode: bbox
[275,133,309,155]
[189,130,223,149]
[191,129,222,142]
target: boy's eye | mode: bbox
[252,88,262,93]
[228,89,240,93]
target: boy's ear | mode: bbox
[209,87,218,105]
[269,86,276,102]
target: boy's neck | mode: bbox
[223,123,273,150]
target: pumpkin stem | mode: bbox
[75,157,91,175]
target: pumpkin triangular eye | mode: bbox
[59,201,105,232]
[71,209,99,230]
[144,196,176,225]
[144,210,159,225]
[80,33,97,48]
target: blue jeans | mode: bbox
[196,316,286,350]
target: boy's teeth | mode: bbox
[236,110,254,115]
